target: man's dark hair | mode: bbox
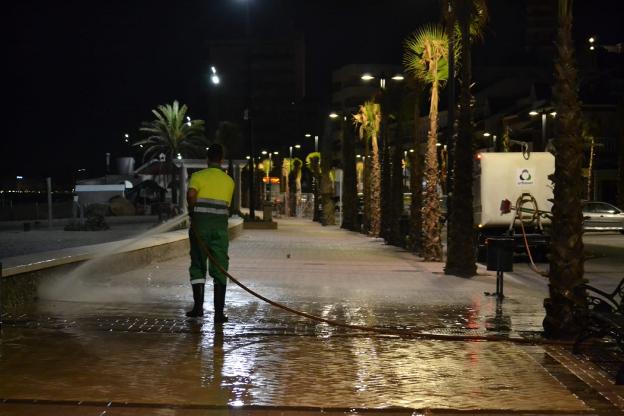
[207,144,224,163]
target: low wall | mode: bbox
[0,218,243,310]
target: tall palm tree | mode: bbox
[353,101,382,237]
[292,157,304,215]
[404,24,449,261]
[406,79,424,254]
[543,0,587,338]
[136,100,206,204]
[445,0,488,277]
[320,130,336,226]
[306,152,322,222]
[341,116,359,231]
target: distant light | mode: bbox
[295,144,301,149]
[124,139,129,143]
[124,133,129,138]
[305,133,311,137]
[589,45,596,51]
[186,116,191,121]
[211,74,220,85]
[177,153,182,160]
[16,175,23,180]
[273,151,279,155]
[550,111,557,117]
[409,149,415,153]
[361,73,374,81]
[436,143,442,147]
[356,154,361,158]
[483,132,491,137]
[261,150,268,155]
[206,147,209,150]
[529,110,539,116]
[140,144,144,148]
[589,37,595,44]
[329,112,339,118]
[246,155,251,160]
[211,66,217,74]
[392,74,404,81]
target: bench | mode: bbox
[573,277,624,384]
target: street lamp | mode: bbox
[210,66,220,85]
[529,109,557,151]
[483,132,497,149]
[587,35,623,53]
[360,72,404,90]
[261,150,278,201]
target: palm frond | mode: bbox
[403,24,450,85]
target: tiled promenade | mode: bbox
[1,218,623,415]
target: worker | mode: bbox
[186,143,235,322]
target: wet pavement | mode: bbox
[1,218,624,415]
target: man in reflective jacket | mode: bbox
[186,144,234,322]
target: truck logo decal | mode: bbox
[517,168,534,185]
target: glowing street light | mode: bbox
[304,133,311,137]
[210,66,220,85]
[329,112,339,119]
[361,73,374,81]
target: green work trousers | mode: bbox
[189,214,229,286]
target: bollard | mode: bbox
[486,237,514,299]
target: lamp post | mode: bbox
[529,109,557,151]
[261,150,278,201]
[483,132,497,150]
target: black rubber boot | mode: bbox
[214,281,228,323]
[186,283,204,317]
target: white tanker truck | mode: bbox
[473,151,555,261]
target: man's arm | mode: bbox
[187,188,198,212]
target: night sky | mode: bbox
[4,0,623,187]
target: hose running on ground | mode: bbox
[190,217,570,346]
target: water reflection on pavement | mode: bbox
[0,219,602,413]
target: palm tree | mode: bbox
[341,116,359,231]
[543,0,587,338]
[406,79,424,253]
[320,130,336,226]
[306,152,322,222]
[404,25,449,261]
[136,100,206,204]
[445,0,488,277]
[353,101,382,237]
[291,157,304,215]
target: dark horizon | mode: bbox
[4,0,623,188]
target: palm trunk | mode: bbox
[422,77,443,261]
[445,2,476,277]
[409,94,423,253]
[341,119,358,230]
[321,135,335,226]
[380,127,392,241]
[586,138,594,200]
[370,134,381,237]
[363,138,371,234]
[390,139,404,246]
[543,0,587,338]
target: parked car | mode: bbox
[582,201,624,233]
